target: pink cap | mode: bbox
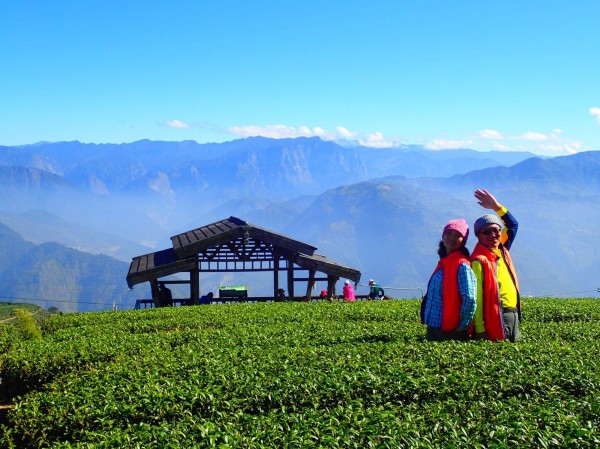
[442,219,469,242]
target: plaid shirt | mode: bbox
[423,261,477,330]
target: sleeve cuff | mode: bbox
[495,205,508,216]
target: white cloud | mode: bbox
[164,120,190,129]
[357,132,399,148]
[227,124,399,148]
[223,123,586,155]
[521,131,549,141]
[535,141,582,155]
[335,126,357,139]
[298,125,313,136]
[312,127,333,139]
[425,139,473,150]
[590,107,600,124]
[468,127,585,155]
[479,129,503,139]
[228,124,316,139]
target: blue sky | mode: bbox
[1,1,599,155]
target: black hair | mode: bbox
[438,240,470,259]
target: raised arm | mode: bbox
[474,189,501,211]
[474,188,518,249]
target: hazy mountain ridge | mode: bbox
[0,137,598,308]
[0,137,535,196]
[0,137,538,249]
[267,153,600,297]
[0,210,150,261]
[0,222,142,312]
[298,184,600,297]
[441,151,600,195]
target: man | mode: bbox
[470,189,522,342]
[368,279,385,300]
[158,283,173,307]
[198,292,213,305]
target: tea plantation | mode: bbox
[1,298,599,448]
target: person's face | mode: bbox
[442,229,465,253]
[477,224,502,249]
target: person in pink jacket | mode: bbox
[343,280,356,301]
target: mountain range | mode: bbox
[0,137,598,310]
[0,223,141,312]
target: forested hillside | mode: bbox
[0,223,142,312]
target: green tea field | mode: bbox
[1,298,599,448]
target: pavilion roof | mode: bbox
[126,216,360,288]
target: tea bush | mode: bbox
[1,298,599,448]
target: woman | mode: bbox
[343,280,356,301]
[421,219,477,341]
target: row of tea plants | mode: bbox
[1,298,599,448]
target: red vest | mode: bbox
[434,250,469,333]
[470,242,520,341]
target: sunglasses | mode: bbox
[480,227,501,236]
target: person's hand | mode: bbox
[474,189,501,211]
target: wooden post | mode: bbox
[305,269,316,301]
[327,275,338,300]
[190,256,200,304]
[150,280,160,307]
[273,256,280,298]
[287,254,295,300]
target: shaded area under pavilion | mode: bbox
[126,216,361,306]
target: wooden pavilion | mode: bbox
[126,216,361,306]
